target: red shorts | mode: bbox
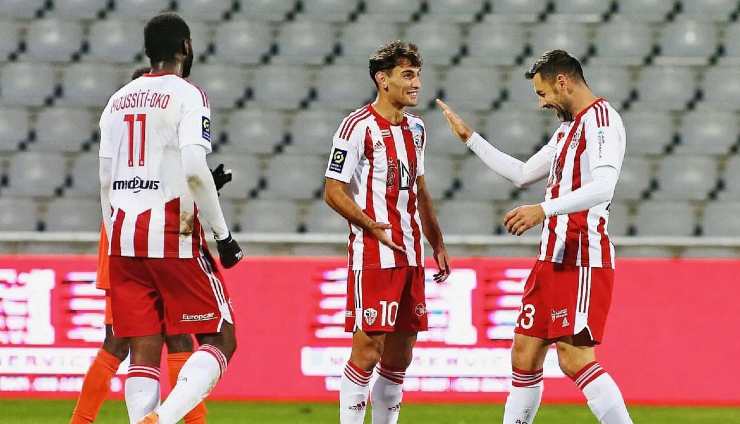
[345,266,427,333]
[514,261,614,344]
[109,255,234,337]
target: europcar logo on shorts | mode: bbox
[181,312,217,322]
[363,308,377,326]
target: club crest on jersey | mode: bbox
[201,116,211,142]
[410,123,424,150]
[363,308,378,326]
[329,148,347,173]
[415,303,426,317]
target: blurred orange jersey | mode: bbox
[96,226,110,290]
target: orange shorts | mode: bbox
[104,293,114,326]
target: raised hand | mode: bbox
[436,99,473,143]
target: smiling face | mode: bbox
[377,58,422,108]
[532,72,573,122]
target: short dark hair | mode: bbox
[368,41,423,87]
[525,50,586,83]
[144,13,190,63]
[131,67,151,80]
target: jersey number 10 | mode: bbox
[124,113,147,167]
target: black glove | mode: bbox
[210,163,232,192]
[216,232,243,269]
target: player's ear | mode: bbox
[182,38,192,57]
[375,71,389,91]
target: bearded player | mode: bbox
[437,50,633,424]
[324,41,450,424]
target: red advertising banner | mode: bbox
[0,256,737,405]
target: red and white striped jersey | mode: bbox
[99,72,212,258]
[539,98,625,268]
[325,105,426,271]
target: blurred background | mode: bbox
[0,0,739,422]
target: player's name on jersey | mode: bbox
[109,90,171,113]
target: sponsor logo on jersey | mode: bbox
[363,308,378,326]
[112,176,160,193]
[329,148,347,173]
[181,312,217,322]
[373,139,385,152]
[202,116,211,142]
[597,129,606,159]
[415,303,426,317]
[551,308,568,326]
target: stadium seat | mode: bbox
[87,19,144,63]
[286,109,345,155]
[675,111,737,155]
[222,109,286,154]
[251,65,312,110]
[416,66,441,109]
[426,0,485,23]
[0,0,45,19]
[212,20,273,65]
[45,198,101,231]
[605,201,630,236]
[464,23,526,66]
[613,156,651,200]
[634,201,697,236]
[51,0,106,19]
[0,20,20,60]
[263,154,326,200]
[421,156,456,199]
[702,201,740,236]
[235,0,296,22]
[66,153,99,197]
[680,0,736,21]
[621,111,674,155]
[613,0,674,22]
[60,64,123,107]
[721,23,740,65]
[700,67,740,110]
[0,108,29,152]
[422,110,471,157]
[487,0,548,23]
[113,0,171,19]
[304,199,348,233]
[360,0,420,22]
[314,65,375,110]
[0,62,56,107]
[4,152,66,197]
[0,197,39,231]
[25,19,83,62]
[591,18,653,66]
[188,21,212,58]
[719,156,740,200]
[206,153,262,199]
[437,200,497,234]
[483,110,546,157]
[633,67,697,111]
[218,198,239,229]
[515,179,547,202]
[273,21,336,65]
[301,0,359,22]
[530,22,590,60]
[177,0,233,21]
[404,21,463,65]
[550,0,612,22]
[443,66,503,111]
[32,108,94,152]
[653,155,718,201]
[504,67,540,110]
[238,199,300,232]
[655,19,718,65]
[457,156,514,200]
[582,65,633,105]
[337,21,401,65]
[188,64,248,109]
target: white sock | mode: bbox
[125,365,161,424]
[155,344,227,424]
[573,362,633,424]
[503,367,543,424]
[340,361,371,424]
[371,364,405,424]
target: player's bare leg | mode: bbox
[340,330,385,423]
[142,322,237,424]
[503,333,549,424]
[126,334,164,423]
[371,331,416,424]
[556,333,633,424]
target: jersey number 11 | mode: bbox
[124,113,147,167]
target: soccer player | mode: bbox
[69,66,229,424]
[324,41,450,424]
[437,50,633,424]
[98,13,243,424]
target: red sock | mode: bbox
[167,352,208,424]
[69,349,121,424]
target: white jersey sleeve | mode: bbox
[177,84,212,153]
[583,108,625,172]
[325,119,365,183]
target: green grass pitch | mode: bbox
[1,399,738,423]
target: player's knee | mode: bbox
[164,334,194,353]
[102,326,129,360]
[352,337,383,369]
[556,345,579,377]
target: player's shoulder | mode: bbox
[403,111,425,128]
[169,76,210,108]
[336,105,373,140]
[583,98,623,129]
